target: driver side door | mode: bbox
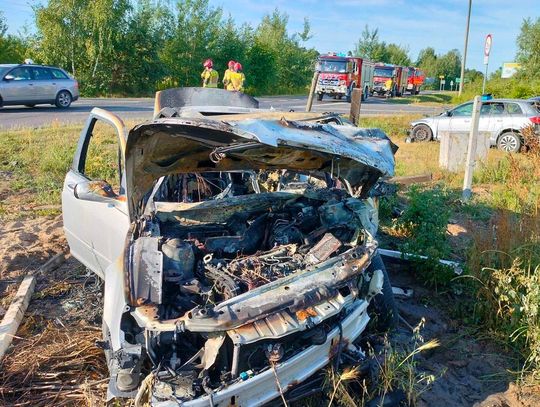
[62,109,130,279]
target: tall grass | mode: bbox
[0,122,126,218]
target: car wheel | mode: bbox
[367,254,398,332]
[497,132,521,152]
[55,90,72,108]
[317,93,323,101]
[25,104,36,108]
[412,124,433,142]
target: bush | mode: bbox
[394,185,455,288]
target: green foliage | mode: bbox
[0,11,27,63]
[516,17,540,79]
[27,0,317,96]
[354,25,411,65]
[395,186,455,288]
[415,47,462,90]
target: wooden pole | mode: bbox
[0,253,65,361]
[349,88,362,126]
[305,71,319,112]
[462,95,482,201]
[458,0,472,96]
[0,275,36,361]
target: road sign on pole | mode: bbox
[482,34,492,94]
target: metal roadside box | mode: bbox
[439,131,491,172]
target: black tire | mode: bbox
[25,104,36,108]
[367,254,398,331]
[55,90,72,108]
[317,92,323,101]
[412,124,433,142]
[497,132,521,153]
[337,94,343,100]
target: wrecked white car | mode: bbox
[62,88,398,406]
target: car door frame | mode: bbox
[30,67,57,102]
[62,108,129,279]
[1,66,35,102]
[448,102,473,133]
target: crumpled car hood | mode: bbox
[125,116,397,218]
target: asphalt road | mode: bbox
[0,94,447,129]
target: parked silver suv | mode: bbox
[409,98,540,152]
[0,64,79,108]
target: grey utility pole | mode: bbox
[458,0,472,96]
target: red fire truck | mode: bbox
[407,67,425,95]
[372,63,409,97]
[315,53,375,102]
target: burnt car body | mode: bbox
[62,88,398,406]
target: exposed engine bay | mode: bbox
[118,177,381,404]
[62,96,400,406]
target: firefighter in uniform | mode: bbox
[223,60,235,90]
[229,62,245,92]
[201,59,219,88]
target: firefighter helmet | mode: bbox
[234,62,242,71]
[203,59,213,68]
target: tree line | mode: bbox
[0,1,317,96]
[1,4,539,98]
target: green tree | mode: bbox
[251,9,317,94]
[246,42,277,94]
[354,25,387,61]
[386,43,411,66]
[516,17,540,78]
[416,47,437,76]
[465,68,484,83]
[0,11,27,63]
[34,0,131,94]
[435,49,461,85]
[112,0,170,94]
[161,0,222,87]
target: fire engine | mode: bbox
[372,63,409,98]
[315,53,375,102]
[407,67,425,95]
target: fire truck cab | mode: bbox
[372,64,409,98]
[407,67,425,95]
[315,54,374,102]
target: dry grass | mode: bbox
[0,321,108,406]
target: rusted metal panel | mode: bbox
[305,233,342,264]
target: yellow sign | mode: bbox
[501,62,520,79]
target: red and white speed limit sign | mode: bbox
[484,34,492,56]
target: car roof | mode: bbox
[0,63,65,70]
[459,98,536,104]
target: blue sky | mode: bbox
[2,0,538,75]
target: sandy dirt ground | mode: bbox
[0,216,539,406]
